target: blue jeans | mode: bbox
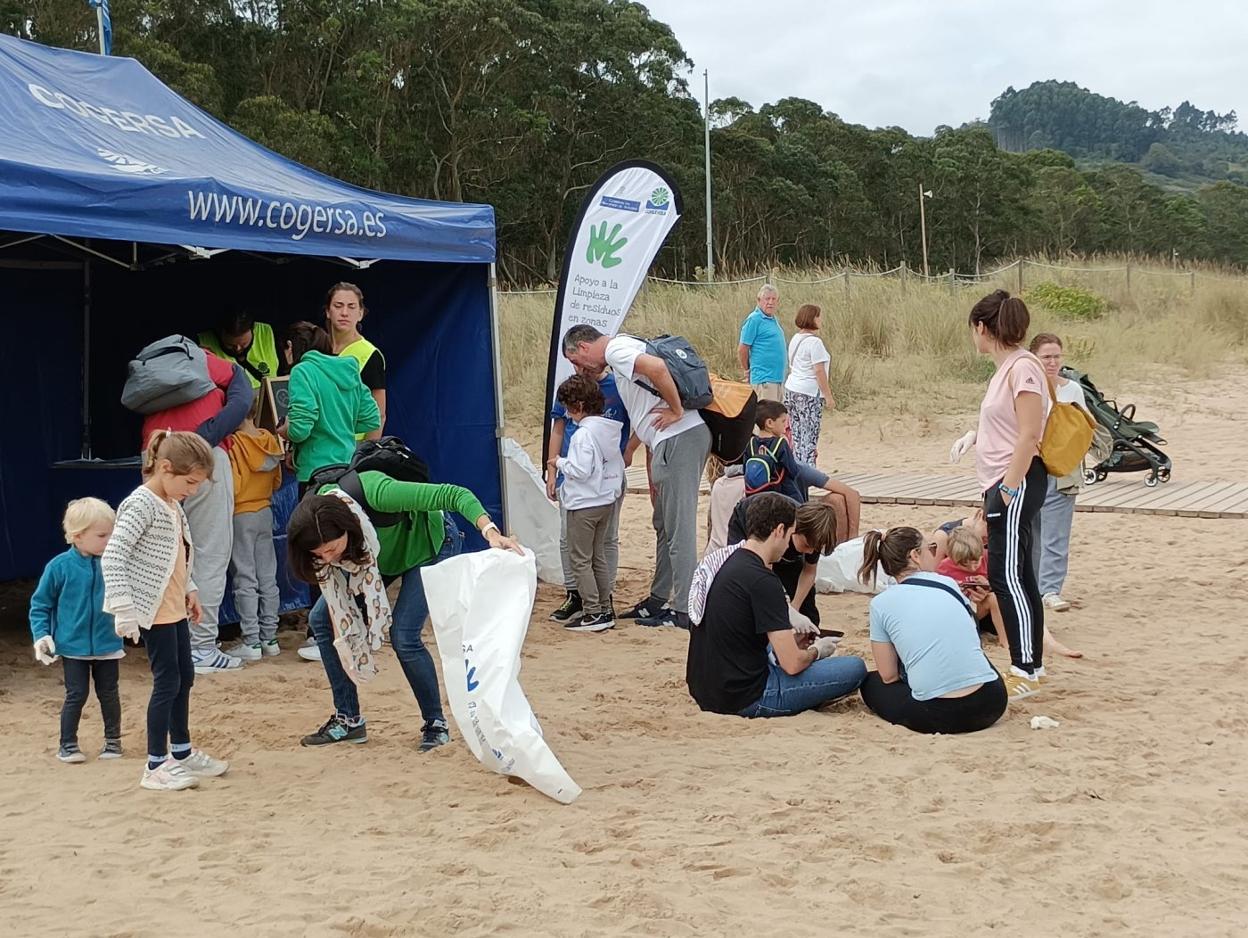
[738,656,868,718]
[1038,477,1077,596]
[310,517,464,724]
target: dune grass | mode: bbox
[497,258,1248,435]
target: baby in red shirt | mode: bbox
[935,526,1005,648]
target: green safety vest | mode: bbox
[198,321,280,390]
[339,337,384,440]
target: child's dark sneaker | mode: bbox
[57,743,86,764]
[99,739,123,760]
[565,612,614,633]
[418,719,450,752]
[549,590,583,622]
[300,714,367,747]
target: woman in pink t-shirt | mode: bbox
[949,290,1050,701]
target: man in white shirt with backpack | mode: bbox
[563,324,711,629]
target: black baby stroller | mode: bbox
[1063,366,1173,487]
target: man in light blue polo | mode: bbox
[738,283,786,401]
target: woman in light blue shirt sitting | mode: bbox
[857,527,1007,734]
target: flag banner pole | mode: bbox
[539,159,683,472]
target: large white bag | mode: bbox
[815,533,896,595]
[500,438,564,585]
[422,548,581,804]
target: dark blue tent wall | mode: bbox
[0,264,86,576]
[0,251,502,582]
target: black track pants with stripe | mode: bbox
[984,456,1048,674]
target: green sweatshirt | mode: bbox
[287,350,381,481]
[322,471,488,576]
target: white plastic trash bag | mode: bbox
[501,438,563,585]
[423,547,582,805]
[815,533,896,595]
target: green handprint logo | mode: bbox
[586,221,628,269]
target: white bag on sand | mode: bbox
[815,533,896,595]
[501,438,563,585]
[423,547,582,805]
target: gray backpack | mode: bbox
[629,334,714,409]
[120,335,217,414]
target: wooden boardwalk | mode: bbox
[624,467,1248,519]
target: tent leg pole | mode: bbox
[81,261,92,459]
[488,262,509,531]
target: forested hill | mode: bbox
[989,81,1248,191]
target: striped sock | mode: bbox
[148,755,166,770]
[171,742,192,760]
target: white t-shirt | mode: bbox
[1054,378,1086,408]
[783,333,831,398]
[605,336,705,449]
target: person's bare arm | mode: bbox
[546,418,566,499]
[738,343,751,377]
[1002,390,1044,500]
[631,353,686,430]
[871,641,901,683]
[791,559,817,611]
[365,389,386,441]
[769,628,816,676]
[815,361,835,408]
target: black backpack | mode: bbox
[629,334,714,410]
[304,436,430,528]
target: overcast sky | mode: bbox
[641,0,1247,135]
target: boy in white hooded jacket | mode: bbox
[550,375,625,633]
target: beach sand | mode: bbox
[0,368,1245,937]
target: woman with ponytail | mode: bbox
[856,527,1006,734]
[949,290,1050,700]
[101,431,230,790]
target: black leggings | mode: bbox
[145,619,195,760]
[984,456,1048,674]
[60,658,121,747]
[860,671,1007,734]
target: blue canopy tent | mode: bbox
[0,35,507,605]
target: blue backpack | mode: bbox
[743,436,786,495]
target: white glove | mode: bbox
[810,636,840,660]
[115,618,141,642]
[949,431,976,464]
[33,635,58,665]
[788,606,819,636]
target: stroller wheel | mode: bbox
[1145,474,1159,488]
[1158,467,1172,483]
[1096,470,1108,483]
[1082,467,1098,486]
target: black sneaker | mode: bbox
[549,590,583,622]
[636,606,678,628]
[301,714,367,747]
[419,719,451,752]
[565,612,615,633]
[57,743,86,764]
[99,739,123,760]
[619,597,663,620]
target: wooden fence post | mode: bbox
[1125,262,1131,294]
[1190,270,1196,296]
[1017,259,1024,294]
[948,268,956,294]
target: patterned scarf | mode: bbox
[318,490,393,684]
[688,542,744,626]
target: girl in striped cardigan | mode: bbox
[102,431,231,792]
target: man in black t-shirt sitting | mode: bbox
[687,493,867,718]
[727,495,839,626]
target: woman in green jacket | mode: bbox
[279,322,379,484]
[287,473,521,751]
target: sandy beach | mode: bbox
[1,367,1245,937]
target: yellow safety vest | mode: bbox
[198,321,280,390]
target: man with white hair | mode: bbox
[738,283,786,401]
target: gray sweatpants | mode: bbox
[559,493,622,591]
[182,446,234,651]
[566,502,616,615]
[230,507,280,643]
[649,423,711,614]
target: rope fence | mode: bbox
[498,258,1236,297]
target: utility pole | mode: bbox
[918,183,932,278]
[703,69,714,283]
[95,3,106,55]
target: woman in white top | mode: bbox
[1027,333,1088,658]
[782,304,835,465]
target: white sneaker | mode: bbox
[224,641,262,661]
[297,637,322,661]
[192,647,245,673]
[141,758,199,791]
[1042,593,1071,613]
[261,639,281,657]
[176,749,229,778]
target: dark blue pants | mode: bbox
[60,658,121,747]
[145,619,194,760]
